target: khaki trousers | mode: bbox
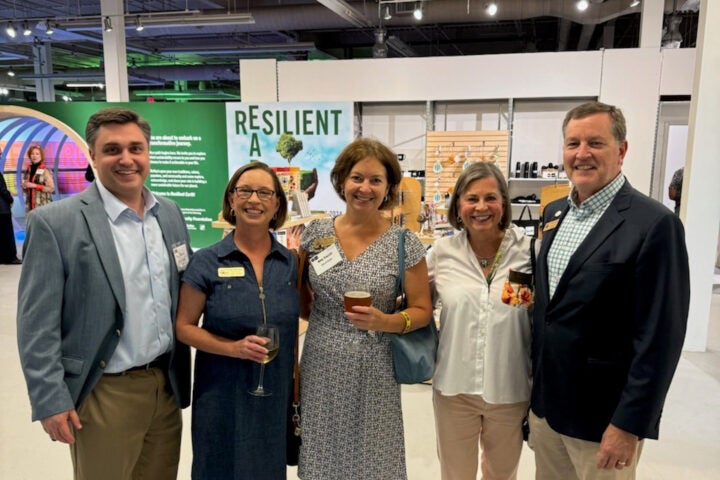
[70,368,182,480]
[529,412,643,480]
[433,389,529,480]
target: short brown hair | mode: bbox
[26,145,45,163]
[222,161,288,230]
[448,162,512,231]
[85,107,151,152]
[563,101,627,144]
[330,138,401,210]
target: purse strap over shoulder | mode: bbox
[396,228,407,299]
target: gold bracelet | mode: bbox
[399,311,412,334]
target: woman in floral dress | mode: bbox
[298,138,432,479]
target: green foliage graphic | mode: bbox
[276,133,303,164]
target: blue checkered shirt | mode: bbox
[547,174,625,297]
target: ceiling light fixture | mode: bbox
[413,2,423,20]
[22,21,31,36]
[372,28,388,58]
[45,20,54,35]
[662,14,683,48]
[103,16,113,32]
[7,67,15,77]
[383,6,392,21]
[485,2,498,16]
[630,0,641,7]
[135,16,144,31]
[6,22,17,38]
[67,83,105,89]
[576,0,589,11]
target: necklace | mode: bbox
[475,254,494,268]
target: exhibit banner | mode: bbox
[225,102,353,214]
[0,103,227,248]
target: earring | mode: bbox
[230,209,236,218]
[457,215,463,225]
[272,213,278,220]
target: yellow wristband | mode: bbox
[400,311,412,334]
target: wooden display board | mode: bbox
[425,130,509,204]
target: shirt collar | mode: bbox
[568,173,625,213]
[95,177,159,221]
[216,230,287,261]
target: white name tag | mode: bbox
[310,244,342,276]
[172,242,190,272]
[36,168,45,174]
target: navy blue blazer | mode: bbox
[530,180,689,442]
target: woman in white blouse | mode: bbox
[428,162,535,480]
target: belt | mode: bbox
[104,353,170,376]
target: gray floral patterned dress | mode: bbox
[298,218,426,480]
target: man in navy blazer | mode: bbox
[529,102,689,479]
[17,108,192,480]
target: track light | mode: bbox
[7,67,15,77]
[485,2,498,16]
[45,20,54,35]
[576,0,589,11]
[22,21,31,36]
[413,2,423,20]
[103,16,113,32]
[630,0,641,7]
[383,6,392,21]
[6,22,17,39]
[135,16,144,31]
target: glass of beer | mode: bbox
[344,280,372,350]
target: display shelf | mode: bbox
[425,130,509,204]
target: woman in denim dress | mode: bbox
[177,162,299,479]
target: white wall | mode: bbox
[240,46,714,351]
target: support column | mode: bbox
[100,0,129,101]
[681,0,720,351]
[32,42,55,102]
[639,0,664,48]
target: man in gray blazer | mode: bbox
[530,102,689,479]
[17,107,192,480]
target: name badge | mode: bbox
[172,242,190,272]
[218,267,245,277]
[36,168,45,175]
[543,219,559,232]
[310,244,342,276]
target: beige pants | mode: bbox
[433,389,529,480]
[70,368,182,480]
[529,411,643,480]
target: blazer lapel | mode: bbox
[155,200,180,315]
[549,183,633,307]
[538,202,568,304]
[80,185,126,315]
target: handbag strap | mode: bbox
[530,237,536,285]
[396,228,407,298]
[518,205,533,221]
[291,249,306,404]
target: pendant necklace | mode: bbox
[476,255,493,268]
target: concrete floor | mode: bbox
[1,263,719,479]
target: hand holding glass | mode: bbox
[344,281,372,350]
[249,325,279,396]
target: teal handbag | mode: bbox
[389,229,438,384]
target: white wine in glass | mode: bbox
[249,324,279,397]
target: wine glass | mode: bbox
[249,324,279,397]
[344,280,372,350]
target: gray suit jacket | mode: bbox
[17,183,192,421]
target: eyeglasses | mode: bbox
[232,187,276,201]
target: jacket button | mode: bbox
[115,329,121,336]
[99,360,106,369]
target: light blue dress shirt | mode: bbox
[96,180,173,373]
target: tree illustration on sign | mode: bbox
[276,133,303,164]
